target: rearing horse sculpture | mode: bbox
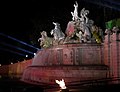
[38,31,53,48]
[50,22,65,42]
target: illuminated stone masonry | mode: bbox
[21,1,120,86]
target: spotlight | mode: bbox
[0,42,34,55]
[82,0,120,11]
[0,47,26,56]
[11,62,13,64]
[0,33,40,50]
[26,55,28,58]
[34,53,36,56]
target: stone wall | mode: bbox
[104,31,120,83]
[22,43,109,85]
[32,44,104,66]
[21,65,108,85]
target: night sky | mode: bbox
[0,0,120,64]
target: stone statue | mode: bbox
[65,20,78,43]
[71,1,79,21]
[64,2,80,43]
[79,8,89,24]
[38,31,53,48]
[76,31,83,43]
[37,2,104,45]
[50,22,65,43]
[112,26,120,33]
[79,8,94,42]
[105,28,112,35]
[91,25,102,43]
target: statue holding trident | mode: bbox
[65,1,79,43]
[71,1,79,21]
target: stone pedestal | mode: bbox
[32,44,104,66]
[22,43,108,85]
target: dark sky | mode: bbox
[0,0,120,64]
[2,0,74,42]
[1,0,76,64]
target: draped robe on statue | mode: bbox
[65,21,75,37]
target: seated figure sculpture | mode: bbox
[76,31,84,43]
[91,25,102,43]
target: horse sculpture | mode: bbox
[38,31,53,48]
[50,22,65,44]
